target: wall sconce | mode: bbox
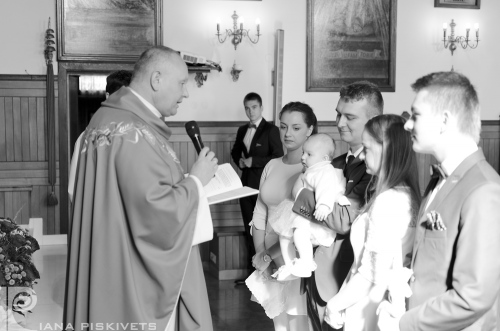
[443,19,479,55]
[216,11,260,50]
[230,63,243,82]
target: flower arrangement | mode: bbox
[0,217,40,287]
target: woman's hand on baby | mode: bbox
[314,205,330,221]
[252,251,271,272]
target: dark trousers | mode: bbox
[239,194,258,269]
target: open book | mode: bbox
[205,163,259,205]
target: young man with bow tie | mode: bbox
[395,71,500,330]
[231,92,283,283]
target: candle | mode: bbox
[255,18,261,32]
[216,17,220,32]
[240,17,244,30]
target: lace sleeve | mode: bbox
[358,189,412,284]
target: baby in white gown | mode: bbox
[270,134,347,280]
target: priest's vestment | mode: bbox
[64,87,213,331]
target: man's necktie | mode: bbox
[248,124,257,129]
[430,164,447,179]
[424,164,448,198]
[343,155,355,177]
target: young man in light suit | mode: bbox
[231,92,283,283]
[397,71,500,330]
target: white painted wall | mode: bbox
[1,0,499,121]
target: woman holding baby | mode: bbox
[246,102,318,331]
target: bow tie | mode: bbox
[430,164,447,179]
[248,124,257,129]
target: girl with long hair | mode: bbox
[324,114,421,331]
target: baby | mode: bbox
[270,133,347,280]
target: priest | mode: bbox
[63,46,218,331]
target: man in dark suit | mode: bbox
[391,72,500,330]
[231,92,283,282]
[304,82,383,330]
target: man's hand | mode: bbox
[190,147,218,186]
[239,158,246,169]
[314,204,330,221]
[242,157,252,168]
[252,250,271,272]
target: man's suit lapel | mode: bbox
[412,149,486,263]
[248,118,266,155]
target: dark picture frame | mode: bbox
[434,0,480,9]
[56,0,162,62]
[306,0,397,92]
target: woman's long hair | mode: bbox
[363,115,421,224]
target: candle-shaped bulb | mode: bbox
[466,23,471,30]
[474,23,479,30]
[240,16,244,30]
[216,17,220,32]
[443,22,447,30]
[256,18,260,33]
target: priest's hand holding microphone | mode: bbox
[186,121,218,186]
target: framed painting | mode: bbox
[434,0,480,9]
[56,0,162,62]
[306,0,397,92]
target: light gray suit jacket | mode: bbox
[400,149,500,331]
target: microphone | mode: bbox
[185,121,205,154]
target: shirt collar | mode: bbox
[440,141,478,177]
[129,87,162,118]
[250,117,263,128]
[346,146,363,162]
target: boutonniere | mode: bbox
[425,211,447,231]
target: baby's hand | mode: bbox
[314,205,330,221]
[337,195,351,207]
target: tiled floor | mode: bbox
[2,245,274,331]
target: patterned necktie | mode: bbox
[343,155,355,177]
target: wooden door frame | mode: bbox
[57,61,134,233]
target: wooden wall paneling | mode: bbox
[20,189,30,225]
[225,233,233,270]
[40,185,48,235]
[47,185,55,235]
[5,97,14,161]
[37,97,46,161]
[238,233,247,270]
[31,185,40,217]
[55,184,61,234]
[0,97,5,162]
[13,97,22,161]
[232,235,240,269]
[28,98,38,161]
[20,98,30,161]
[0,192,4,216]
[4,191,13,219]
[218,235,226,270]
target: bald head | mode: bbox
[129,46,189,117]
[306,133,336,160]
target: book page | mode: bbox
[208,186,259,205]
[204,163,243,197]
